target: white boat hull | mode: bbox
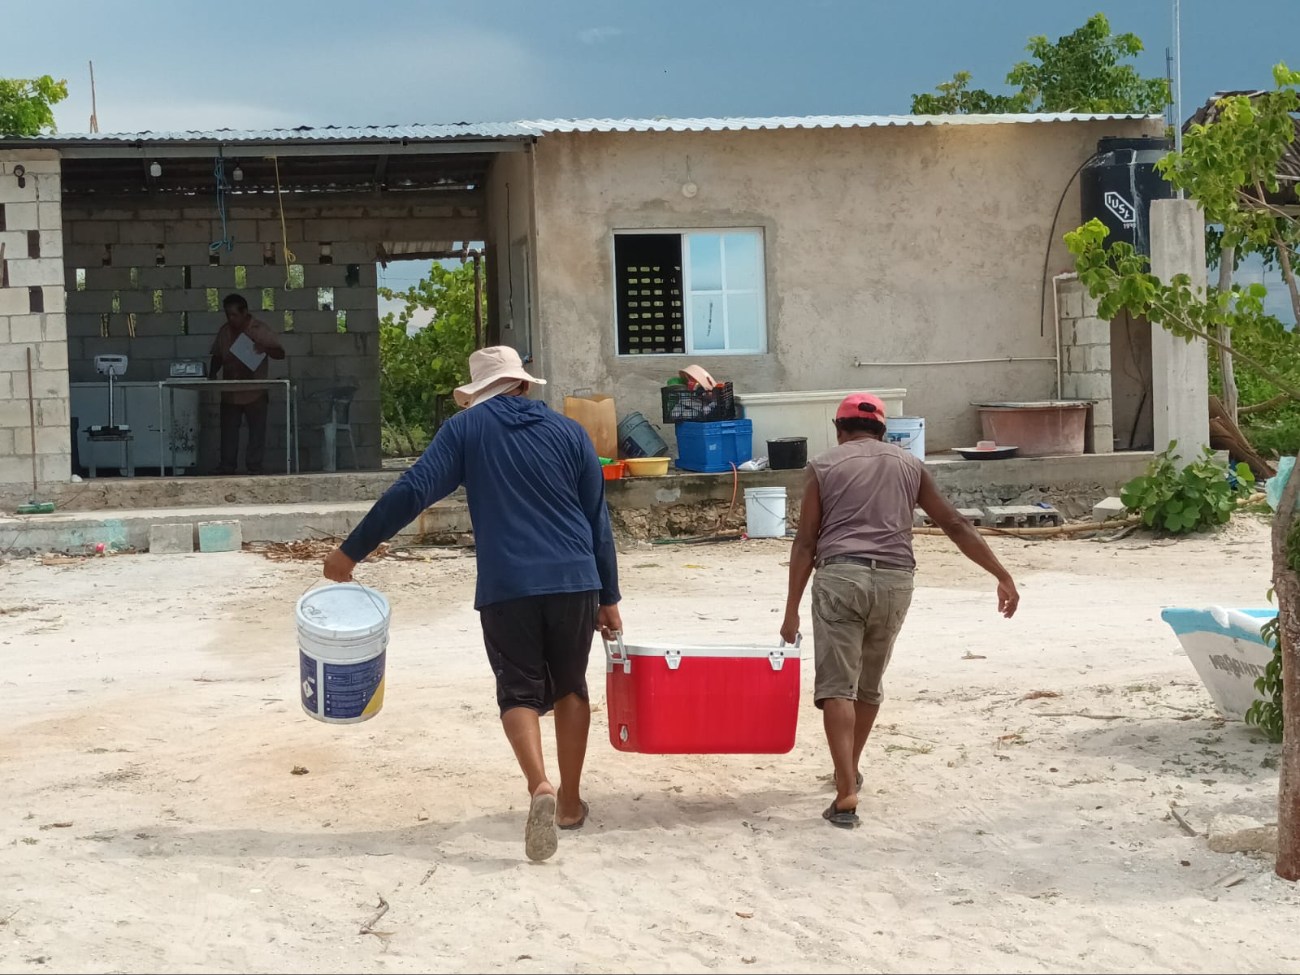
[1161,607,1276,719]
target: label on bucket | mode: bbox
[300,649,386,721]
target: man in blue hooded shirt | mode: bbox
[324,346,622,862]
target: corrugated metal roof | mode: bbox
[519,113,1155,134]
[9,122,537,145]
[2,113,1156,148]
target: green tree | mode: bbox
[910,71,1030,115]
[1160,83,1300,323]
[378,262,479,455]
[911,14,1168,115]
[0,75,69,136]
[1063,62,1300,882]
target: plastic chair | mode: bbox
[308,386,358,472]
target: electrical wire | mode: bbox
[273,157,298,286]
[1039,156,1093,336]
[209,155,233,255]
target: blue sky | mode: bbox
[9,1,1296,318]
[8,1,1296,133]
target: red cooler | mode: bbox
[604,635,801,754]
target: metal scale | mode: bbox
[86,354,133,447]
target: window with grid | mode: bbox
[614,230,766,356]
[614,234,685,355]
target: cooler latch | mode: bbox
[665,649,682,671]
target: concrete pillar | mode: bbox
[0,150,71,488]
[1149,198,1210,465]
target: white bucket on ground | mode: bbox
[745,486,788,538]
[885,416,926,461]
[297,583,391,724]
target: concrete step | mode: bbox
[0,470,405,513]
[0,500,470,554]
[2,453,1155,515]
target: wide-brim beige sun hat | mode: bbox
[453,346,546,408]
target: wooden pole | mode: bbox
[1217,245,1238,426]
[88,60,100,133]
[26,348,38,494]
[473,252,484,350]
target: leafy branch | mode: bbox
[0,75,68,136]
[1065,220,1300,400]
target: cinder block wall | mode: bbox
[1058,277,1114,453]
[60,201,396,472]
[0,151,70,488]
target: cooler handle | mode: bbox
[604,631,631,675]
[771,634,802,671]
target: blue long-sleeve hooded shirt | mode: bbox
[340,396,621,610]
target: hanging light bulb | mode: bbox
[233,166,244,182]
[149,161,162,178]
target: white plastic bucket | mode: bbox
[297,583,391,724]
[745,486,788,538]
[885,416,926,461]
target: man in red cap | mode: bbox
[781,393,1019,828]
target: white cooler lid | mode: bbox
[613,641,799,659]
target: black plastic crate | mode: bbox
[661,382,736,423]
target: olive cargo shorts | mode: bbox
[811,562,915,707]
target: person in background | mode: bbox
[781,393,1019,829]
[323,346,622,863]
[209,293,285,475]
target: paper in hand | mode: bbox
[230,331,267,372]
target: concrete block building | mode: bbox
[0,113,1208,491]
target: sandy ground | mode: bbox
[1,520,1297,974]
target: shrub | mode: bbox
[1120,443,1255,532]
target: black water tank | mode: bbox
[1080,137,1173,256]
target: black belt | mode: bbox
[817,555,914,573]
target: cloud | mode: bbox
[578,26,624,45]
[51,25,565,134]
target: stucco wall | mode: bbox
[529,119,1163,451]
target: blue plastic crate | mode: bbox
[674,419,753,473]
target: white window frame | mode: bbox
[613,228,767,357]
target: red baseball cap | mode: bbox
[835,393,888,422]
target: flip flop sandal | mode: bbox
[823,801,860,830]
[559,800,590,831]
[524,792,559,861]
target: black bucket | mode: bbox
[768,437,808,470]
